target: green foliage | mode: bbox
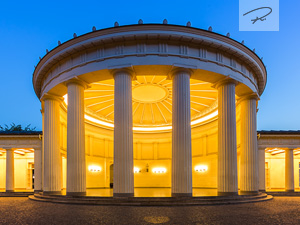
[0,123,36,132]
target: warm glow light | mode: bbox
[85,115,114,128]
[191,110,218,125]
[14,150,25,155]
[195,165,208,172]
[63,94,68,105]
[152,167,167,173]
[134,167,141,173]
[294,149,300,155]
[17,149,33,153]
[266,148,286,155]
[134,126,172,131]
[271,150,285,155]
[63,92,218,131]
[88,165,101,172]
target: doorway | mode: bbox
[110,164,114,188]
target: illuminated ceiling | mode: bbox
[265,148,300,155]
[80,76,217,129]
[0,148,34,155]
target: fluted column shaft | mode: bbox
[172,69,192,197]
[34,148,42,193]
[6,148,14,192]
[217,80,238,196]
[67,81,86,196]
[43,96,62,194]
[285,149,294,192]
[41,110,45,191]
[258,148,266,191]
[240,96,259,195]
[113,70,134,197]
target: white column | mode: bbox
[285,148,294,192]
[66,80,86,196]
[113,69,134,197]
[43,95,62,195]
[5,148,14,192]
[172,69,192,197]
[34,148,42,193]
[258,148,266,192]
[217,79,238,196]
[41,108,45,192]
[240,96,259,195]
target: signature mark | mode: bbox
[243,7,272,24]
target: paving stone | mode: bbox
[0,197,300,224]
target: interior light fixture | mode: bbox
[14,150,25,155]
[88,165,101,172]
[194,165,208,172]
[134,167,141,173]
[152,167,167,173]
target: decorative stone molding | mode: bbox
[33,24,266,99]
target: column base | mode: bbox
[43,191,62,195]
[34,190,43,194]
[240,191,259,195]
[6,190,14,193]
[285,189,294,193]
[218,192,238,196]
[67,192,86,196]
[171,193,193,198]
[113,193,134,198]
[259,189,266,192]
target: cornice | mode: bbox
[33,24,267,98]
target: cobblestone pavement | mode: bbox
[0,197,300,225]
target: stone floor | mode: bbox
[0,197,300,224]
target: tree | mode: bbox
[0,123,36,131]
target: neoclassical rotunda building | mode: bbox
[31,22,267,198]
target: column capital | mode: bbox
[212,77,238,89]
[65,77,90,89]
[238,93,260,103]
[40,93,64,103]
[3,148,13,151]
[169,67,193,79]
[110,67,136,79]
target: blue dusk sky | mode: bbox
[0,0,299,131]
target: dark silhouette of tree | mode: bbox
[0,123,36,131]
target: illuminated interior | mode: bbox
[51,75,220,191]
[63,76,218,131]
[0,148,35,191]
[264,148,300,190]
[4,78,288,194]
[3,77,299,194]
